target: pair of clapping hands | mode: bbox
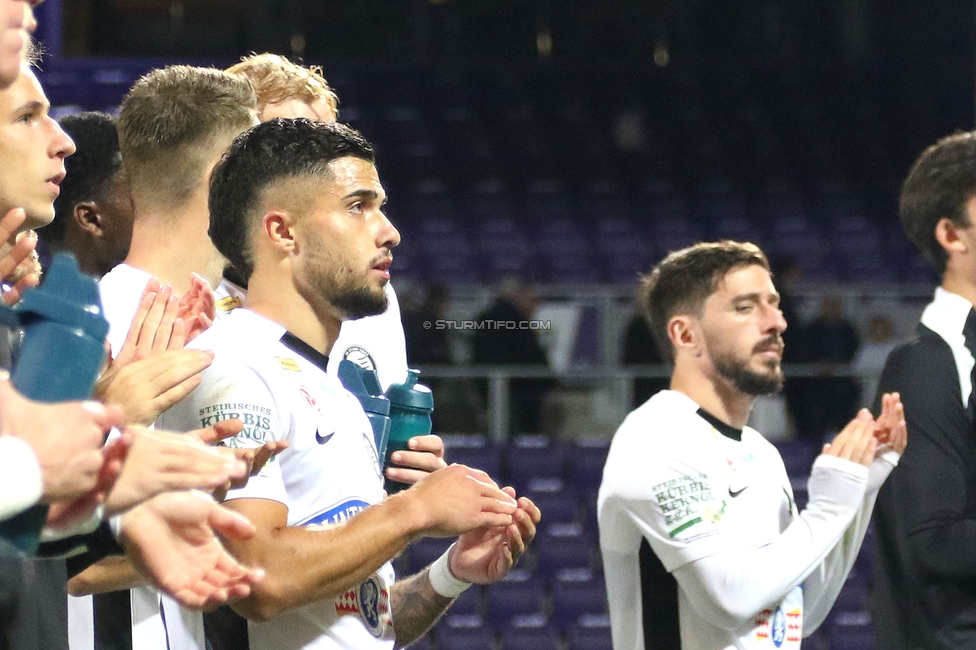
[0,206,275,610]
[820,392,908,466]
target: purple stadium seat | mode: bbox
[566,619,613,650]
[708,216,767,249]
[696,187,749,223]
[569,438,610,489]
[504,437,568,486]
[526,493,580,528]
[535,534,595,578]
[485,579,546,625]
[639,185,690,222]
[579,187,634,222]
[500,624,561,650]
[423,250,483,285]
[842,253,898,283]
[464,189,515,222]
[405,191,457,222]
[597,232,653,283]
[541,252,602,283]
[443,439,502,480]
[552,578,609,627]
[450,585,483,616]
[649,218,703,259]
[813,186,864,221]
[829,612,874,650]
[523,181,577,221]
[436,626,496,650]
[408,537,453,575]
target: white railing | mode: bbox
[416,363,879,441]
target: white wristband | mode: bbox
[428,544,471,598]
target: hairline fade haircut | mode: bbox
[118,65,257,215]
[900,130,976,277]
[208,118,375,282]
[45,112,122,248]
[641,240,770,362]
[226,53,338,119]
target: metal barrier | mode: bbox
[416,363,878,441]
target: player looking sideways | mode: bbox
[599,240,906,650]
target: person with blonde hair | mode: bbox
[227,53,338,123]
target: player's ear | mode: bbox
[668,315,700,356]
[263,210,297,253]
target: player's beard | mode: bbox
[330,278,388,320]
[298,238,388,320]
[711,335,785,396]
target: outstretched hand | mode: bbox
[119,490,264,610]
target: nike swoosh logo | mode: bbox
[729,486,748,498]
[315,429,335,445]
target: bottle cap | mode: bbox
[385,369,434,411]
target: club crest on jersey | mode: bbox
[756,607,801,646]
[335,574,391,637]
[343,345,377,372]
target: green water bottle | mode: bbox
[384,369,434,494]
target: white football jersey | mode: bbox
[158,308,394,650]
[599,390,803,650]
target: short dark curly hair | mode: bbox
[641,240,770,362]
[900,131,976,276]
[44,112,122,248]
[208,118,375,281]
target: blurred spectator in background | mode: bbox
[771,257,815,438]
[403,283,452,366]
[403,284,453,432]
[801,294,861,437]
[853,314,899,407]
[40,112,133,278]
[621,286,668,407]
[472,278,553,435]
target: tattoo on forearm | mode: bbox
[390,568,455,649]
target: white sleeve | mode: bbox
[0,435,43,521]
[671,455,869,631]
[157,358,288,506]
[800,450,899,634]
